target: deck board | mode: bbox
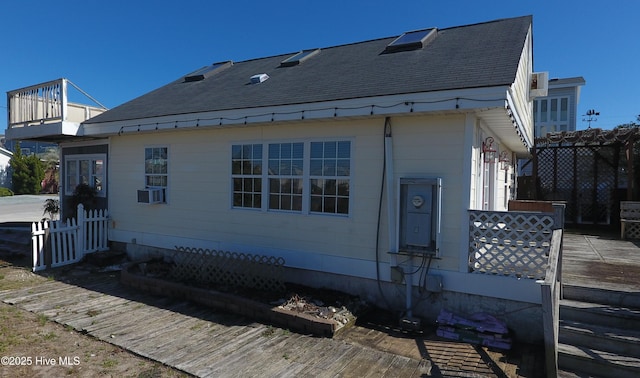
[17,228,640,377]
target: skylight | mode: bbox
[384,28,437,53]
[280,48,321,67]
[184,61,233,82]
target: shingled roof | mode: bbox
[85,15,532,124]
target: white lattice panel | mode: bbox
[468,211,554,280]
[621,202,640,239]
[172,247,286,292]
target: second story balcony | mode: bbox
[6,78,107,142]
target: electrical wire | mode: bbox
[375,117,394,312]
[116,96,508,136]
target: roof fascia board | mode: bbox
[81,86,510,137]
[548,78,586,89]
[506,88,533,148]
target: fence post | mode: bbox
[77,203,85,256]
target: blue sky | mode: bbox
[1,0,638,134]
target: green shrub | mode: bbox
[9,144,44,195]
[0,187,13,197]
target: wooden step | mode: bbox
[560,299,640,330]
[558,343,640,378]
[564,284,640,308]
[559,319,640,358]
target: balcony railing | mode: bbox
[6,78,106,138]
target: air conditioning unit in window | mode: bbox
[137,188,164,204]
[529,71,549,98]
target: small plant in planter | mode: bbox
[68,184,98,220]
[42,198,60,220]
[72,184,98,209]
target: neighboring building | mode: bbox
[2,140,58,156]
[533,77,585,137]
[7,16,555,341]
[519,76,586,180]
[0,146,11,189]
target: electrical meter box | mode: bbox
[398,177,441,254]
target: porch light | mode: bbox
[499,151,511,170]
[483,137,497,163]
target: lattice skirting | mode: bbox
[623,222,640,239]
[172,247,286,292]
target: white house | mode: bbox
[0,146,11,189]
[7,16,558,341]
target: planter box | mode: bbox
[121,262,352,337]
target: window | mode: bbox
[232,144,262,209]
[310,141,350,214]
[230,140,352,216]
[384,28,437,53]
[534,96,571,137]
[280,49,320,67]
[268,143,304,211]
[65,155,106,197]
[184,61,232,82]
[145,147,168,201]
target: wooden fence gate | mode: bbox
[31,204,109,272]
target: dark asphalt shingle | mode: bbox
[86,16,532,124]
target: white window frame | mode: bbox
[144,146,169,203]
[64,154,107,197]
[230,139,352,216]
[231,143,263,209]
[535,96,570,137]
[268,142,304,212]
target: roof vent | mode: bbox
[184,61,233,82]
[250,73,269,84]
[384,28,437,53]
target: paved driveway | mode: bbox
[0,194,57,223]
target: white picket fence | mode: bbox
[31,204,109,272]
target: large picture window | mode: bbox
[231,140,351,216]
[65,154,106,197]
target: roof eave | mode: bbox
[81,86,512,137]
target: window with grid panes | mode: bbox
[310,141,350,215]
[268,142,304,211]
[144,147,168,201]
[232,144,263,209]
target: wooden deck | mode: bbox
[4,228,635,377]
[0,264,544,377]
[0,272,428,377]
[562,229,640,291]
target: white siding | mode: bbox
[0,149,11,188]
[109,114,470,275]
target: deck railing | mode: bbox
[7,78,106,129]
[468,210,556,279]
[541,228,563,378]
[8,79,66,127]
